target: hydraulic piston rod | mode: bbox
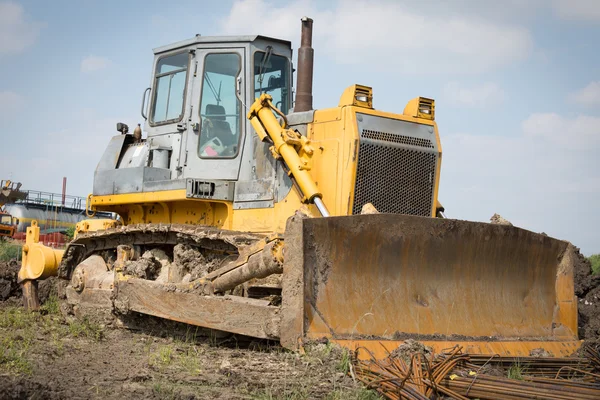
[248,94,330,217]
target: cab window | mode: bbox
[253,50,290,113]
[0,215,11,225]
[151,52,189,125]
[198,53,242,158]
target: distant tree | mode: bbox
[65,226,76,241]
[590,254,600,275]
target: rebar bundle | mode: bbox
[353,344,600,400]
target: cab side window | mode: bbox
[151,53,189,125]
[198,53,242,158]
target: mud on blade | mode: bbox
[281,214,578,346]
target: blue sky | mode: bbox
[0,0,598,255]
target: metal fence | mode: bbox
[20,191,86,211]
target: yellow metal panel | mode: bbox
[91,189,189,205]
[18,221,64,282]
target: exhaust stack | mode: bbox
[295,17,314,112]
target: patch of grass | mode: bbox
[0,240,21,262]
[507,361,525,380]
[252,387,310,400]
[152,381,178,400]
[41,294,60,315]
[589,254,600,275]
[149,342,203,374]
[0,336,33,375]
[326,388,381,400]
[149,345,174,369]
[337,348,351,374]
[0,306,39,329]
[68,317,104,341]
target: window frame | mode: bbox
[252,50,292,114]
[197,52,243,160]
[149,51,191,127]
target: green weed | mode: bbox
[0,306,39,329]
[507,361,525,380]
[41,294,60,315]
[152,381,178,400]
[0,241,21,262]
[0,336,33,375]
[326,388,381,400]
[252,387,310,400]
[589,254,600,274]
[68,317,103,341]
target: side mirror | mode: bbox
[116,122,129,134]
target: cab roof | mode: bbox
[153,35,292,54]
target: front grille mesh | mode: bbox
[352,140,437,216]
[362,129,434,148]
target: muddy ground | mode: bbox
[0,262,375,400]
[575,246,600,345]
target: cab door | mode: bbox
[183,48,246,180]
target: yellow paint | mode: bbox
[88,85,443,231]
[75,219,119,238]
[18,220,64,282]
[403,97,436,120]
[338,84,373,109]
[91,189,189,205]
[248,94,321,202]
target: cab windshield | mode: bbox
[254,50,290,113]
[151,52,189,124]
[0,215,12,225]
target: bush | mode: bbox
[65,226,75,241]
[0,241,22,262]
[590,254,600,275]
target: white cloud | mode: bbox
[81,55,112,73]
[2,109,140,196]
[522,113,600,149]
[440,112,600,255]
[552,0,600,22]
[221,0,534,74]
[0,90,24,113]
[569,81,600,106]
[443,82,505,108]
[0,1,43,54]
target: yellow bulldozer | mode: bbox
[18,18,580,358]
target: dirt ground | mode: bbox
[574,246,600,344]
[0,263,375,400]
[2,244,599,400]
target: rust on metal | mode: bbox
[282,214,579,354]
[294,16,314,112]
[353,345,600,400]
[115,277,281,339]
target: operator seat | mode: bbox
[204,104,234,146]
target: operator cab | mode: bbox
[93,35,293,204]
[145,35,292,180]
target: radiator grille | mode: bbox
[352,140,437,216]
[362,129,434,148]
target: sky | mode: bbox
[0,0,598,255]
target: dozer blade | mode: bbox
[280,214,581,357]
